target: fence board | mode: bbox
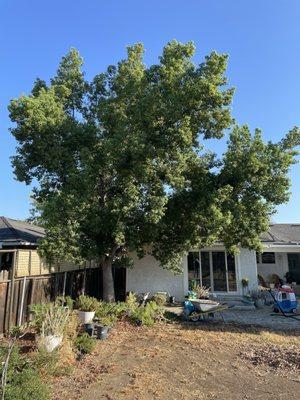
[0,266,126,333]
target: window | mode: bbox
[201,251,211,287]
[261,252,275,264]
[227,253,237,291]
[0,252,13,271]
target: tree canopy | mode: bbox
[9,42,300,300]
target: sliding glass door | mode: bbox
[212,251,227,291]
[187,250,237,292]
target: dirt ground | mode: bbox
[52,321,300,400]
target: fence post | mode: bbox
[17,276,26,326]
[62,271,67,297]
[7,251,16,332]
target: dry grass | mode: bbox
[50,321,300,400]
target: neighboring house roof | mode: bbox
[261,224,300,246]
[0,216,45,247]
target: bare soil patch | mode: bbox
[51,321,300,400]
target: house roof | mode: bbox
[0,216,45,247]
[0,216,299,249]
[261,224,300,246]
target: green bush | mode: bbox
[75,333,96,354]
[5,367,49,400]
[131,301,165,326]
[0,346,49,400]
[75,295,99,312]
[126,292,138,314]
[95,301,127,325]
[55,295,74,309]
[0,346,27,383]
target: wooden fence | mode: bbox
[0,267,126,334]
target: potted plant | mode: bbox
[75,295,98,324]
[195,285,210,299]
[95,315,114,340]
[30,303,70,352]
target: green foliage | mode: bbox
[0,346,49,400]
[9,41,300,301]
[75,333,96,354]
[95,301,127,325]
[0,346,26,383]
[126,292,139,314]
[30,302,70,336]
[131,301,165,326]
[55,295,74,309]
[75,295,99,312]
[4,367,49,400]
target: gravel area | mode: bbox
[166,304,300,331]
[223,306,300,331]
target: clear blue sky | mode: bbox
[0,0,299,222]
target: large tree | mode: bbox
[9,42,299,301]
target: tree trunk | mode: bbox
[102,259,115,302]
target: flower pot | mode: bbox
[84,323,94,336]
[96,325,109,340]
[38,335,63,352]
[77,310,95,324]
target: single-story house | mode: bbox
[1,217,299,301]
[127,224,300,300]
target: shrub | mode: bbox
[75,333,96,354]
[55,296,74,309]
[153,292,167,306]
[5,367,49,400]
[0,346,49,400]
[30,303,70,337]
[131,301,165,326]
[75,295,99,312]
[95,301,127,325]
[126,292,138,314]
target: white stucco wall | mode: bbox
[126,253,185,300]
[127,248,259,299]
[237,248,258,294]
[257,252,288,282]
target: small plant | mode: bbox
[55,296,74,309]
[153,292,167,306]
[98,315,116,327]
[189,279,198,291]
[194,285,210,299]
[241,277,249,287]
[75,295,99,312]
[126,292,138,314]
[131,301,165,326]
[30,303,70,337]
[75,333,96,355]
